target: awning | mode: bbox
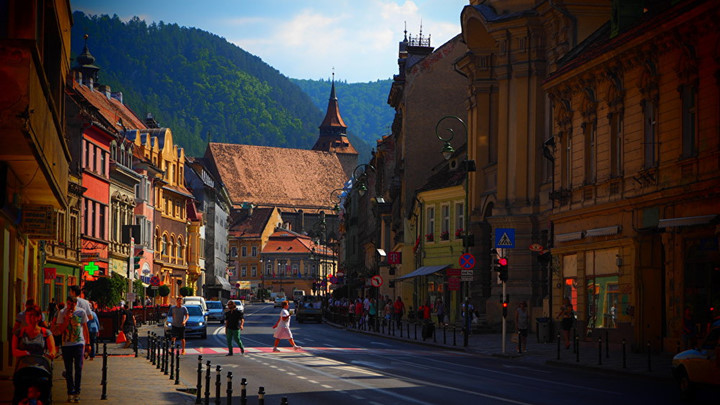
[216,276,232,291]
[396,264,451,280]
[658,215,718,229]
[585,226,620,237]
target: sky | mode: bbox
[70,0,468,83]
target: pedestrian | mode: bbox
[52,302,64,352]
[462,299,474,334]
[383,299,392,327]
[169,297,189,355]
[69,285,94,323]
[120,304,136,349]
[347,298,355,327]
[14,299,45,335]
[681,306,697,350]
[272,300,300,352]
[225,300,245,356]
[368,298,378,331]
[86,302,99,360]
[12,304,56,359]
[556,298,574,349]
[393,296,405,328]
[52,296,90,403]
[47,298,57,324]
[435,299,445,327]
[515,301,529,353]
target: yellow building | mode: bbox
[0,0,73,376]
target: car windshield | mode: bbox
[207,302,222,309]
[186,306,203,316]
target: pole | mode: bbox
[128,236,135,304]
[501,280,507,354]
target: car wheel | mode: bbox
[676,368,694,400]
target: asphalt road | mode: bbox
[162,303,700,405]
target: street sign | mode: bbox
[446,268,461,276]
[461,269,473,281]
[448,276,461,291]
[370,275,383,287]
[336,271,345,278]
[149,276,161,286]
[151,285,159,290]
[387,251,402,265]
[459,253,476,270]
[529,243,544,252]
[495,228,516,248]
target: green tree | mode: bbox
[158,284,170,297]
[179,286,194,297]
[85,274,126,309]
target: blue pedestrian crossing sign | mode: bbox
[495,228,515,248]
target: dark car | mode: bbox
[206,301,224,323]
[164,304,207,339]
[295,296,323,323]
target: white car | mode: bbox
[227,300,245,312]
[672,325,720,398]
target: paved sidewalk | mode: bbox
[0,325,196,404]
[330,319,676,382]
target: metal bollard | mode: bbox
[214,365,222,405]
[575,335,580,363]
[195,356,203,404]
[240,377,247,405]
[226,372,233,405]
[647,340,652,372]
[150,334,156,365]
[204,360,211,405]
[622,339,627,369]
[147,331,151,360]
[598,338,602,365]
[175,344,180,385]
[170,344,175,380]
[557,333,561,360]
[163,339,169,375]
[101,343,108,400]
[156,337,161,370]
[258,386,265,405]
[280,397,288,405]
[133,329,138,357]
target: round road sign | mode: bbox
[149,276,160,286]
[370,275,383,287]
[459,253,476,270]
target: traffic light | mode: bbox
[133,249,144,270]
[502,299,509,318]
[498,257,508,282]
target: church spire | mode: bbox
[319,71,346,129]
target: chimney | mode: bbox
[145,113,159,129]
[111,91,123,104]
[98,84,111,99]
[88,77,94,91]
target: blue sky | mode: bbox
[70,0,468,83]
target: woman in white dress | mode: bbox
[272,301,300,352]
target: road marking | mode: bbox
[308,380,318,384]
[321,384,333,389]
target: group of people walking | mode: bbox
[12,286,102,403]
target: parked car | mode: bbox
[164,304,207,339]
[206,301,224,323]
[228,300,245,313]
[295,296,322,323]
[672,325,720,398]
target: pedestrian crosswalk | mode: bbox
[181,346,472,356]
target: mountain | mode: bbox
[69,12,381,161]
[291,78,394,146]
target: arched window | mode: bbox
[119,144,125,166]
[110,141,117,161]
[161,234,168,256]
[126,145,133,167]
[170,235,176,259]
[178,237,185,264]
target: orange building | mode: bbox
[544,0,720,350]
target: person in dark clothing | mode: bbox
[224,301,245,355]
[120,304,136,349]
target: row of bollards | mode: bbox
[147,332,181,385]
[552,332,645,372]
[356,317,460,347]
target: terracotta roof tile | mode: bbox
[229,207,275,238]
[205,143,349,210]
[262,229,315,254]
[72,80,146,131]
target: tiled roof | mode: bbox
[204,143,349,210]
[319,81,347,129]
[229,207,276,238]
[263,229,315,255]
[71,80,146,131]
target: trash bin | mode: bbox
[536,317,550,343]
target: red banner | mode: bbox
[44,267,57,280]
[388,251,402,265]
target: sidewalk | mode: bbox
[330,319,676,382]
[0,324,196,404]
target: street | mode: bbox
[154,303,693,405]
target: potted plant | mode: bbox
[425,233,434,242]
[455,228,464,238]
[440,230,449,240]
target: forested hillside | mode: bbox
[292,79,395,145]
[70,12,380,160]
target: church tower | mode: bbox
[312,74,358,179]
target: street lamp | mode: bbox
[435,115,475,347]
[352,164,375,197]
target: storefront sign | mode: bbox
[388,251,402,265]
[21,205,56,238]
[448,276,461,291]
[44,267,57,280]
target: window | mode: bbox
[455,202,464,238]
[99,150,106,176]
[266,262,272,276]
[426,206,435,238]
[584,121,596,183]
[251,246,257,257]
[643,100,658,169]
[241,246,247,257]
[292,263,298,276]
[241,266,247,277]
[56,211,65,244]
[98,204,106,239]
[610,113,623,177]
[231,247,237,257]
[681,85,697,158]
[441,204,450,240]
[161,235,168,256]
[251,266,257,277]
[562,133,572,189]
